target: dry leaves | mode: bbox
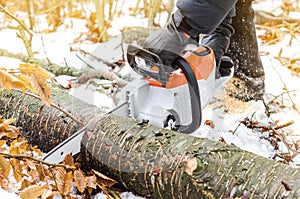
[0,154,10,178]
[204,120,215,129]
[19,185,47,199]
[74,169,87,193]
[239,117,298,164]
[93,169,117,195]
[0,117,118,198]
[0,63,53,105]
[0,70,25,92]
[55,167,73,196]
[256,8,300,75]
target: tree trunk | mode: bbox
[227,0,265,101]
[1,88,300,198]
[93,0,108,41]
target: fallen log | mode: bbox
[1,87,300,198]
[0,86,104,152]
[0,48,83,77]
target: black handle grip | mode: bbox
[172,57,202,134]
[127,44,169,85]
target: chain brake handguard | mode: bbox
[127,44,170,86]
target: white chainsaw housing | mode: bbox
[114,67,219,130]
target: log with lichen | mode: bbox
[0,86,103,152]
[0,88,300,198]
[0,48,83,77]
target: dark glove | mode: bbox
[143,16,196,66]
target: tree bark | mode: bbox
[227,0,265,101]
[0,86,103,152]
[1,88,300,198]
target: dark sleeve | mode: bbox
[174,0,237,37]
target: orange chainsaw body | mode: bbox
[115,44,233,134]
[145,46,215,88]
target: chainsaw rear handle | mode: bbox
[127,44,169,85]
[172,56,202,133]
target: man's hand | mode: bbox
[143,19,194,66]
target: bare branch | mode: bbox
[255,10,300,25]
[0,5,33,36]
[0,152,74,170]
[76,69,128,88]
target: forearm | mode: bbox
[173,0,237,38]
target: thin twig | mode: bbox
[262,98,272,117]
[75,54,96,69]
[269,60,300,115]
[78,48,118,69]
[0,5,34,59]
[232,122,242,135]
[120,29,125,63]
[267,89,298,105]
[17,25,33,60]
[13,89,82,125]
[269,126,294,154]
[274,120,294,130]
[255,10,300,25]
[76,69,128,88]
[0,152,74,170]
[108,190,122,199]
[0,5,33,36]
[36,22,51,65]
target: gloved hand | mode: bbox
[143,16,196,67]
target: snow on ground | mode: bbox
[1,0,300,198]
[0,188,19,199]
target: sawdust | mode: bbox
[225,77,256,101]
[223,94,253,114]
[223,77,255,114]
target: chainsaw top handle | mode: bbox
[127,44,169,86]
[172,56,202,133]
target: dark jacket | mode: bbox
[174,0,237,37]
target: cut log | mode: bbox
[0,87,300,198]
[0,86,104,152]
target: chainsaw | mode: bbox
[114,43,233,134]
[43,43,233,163]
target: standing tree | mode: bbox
[227,0,265,101]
